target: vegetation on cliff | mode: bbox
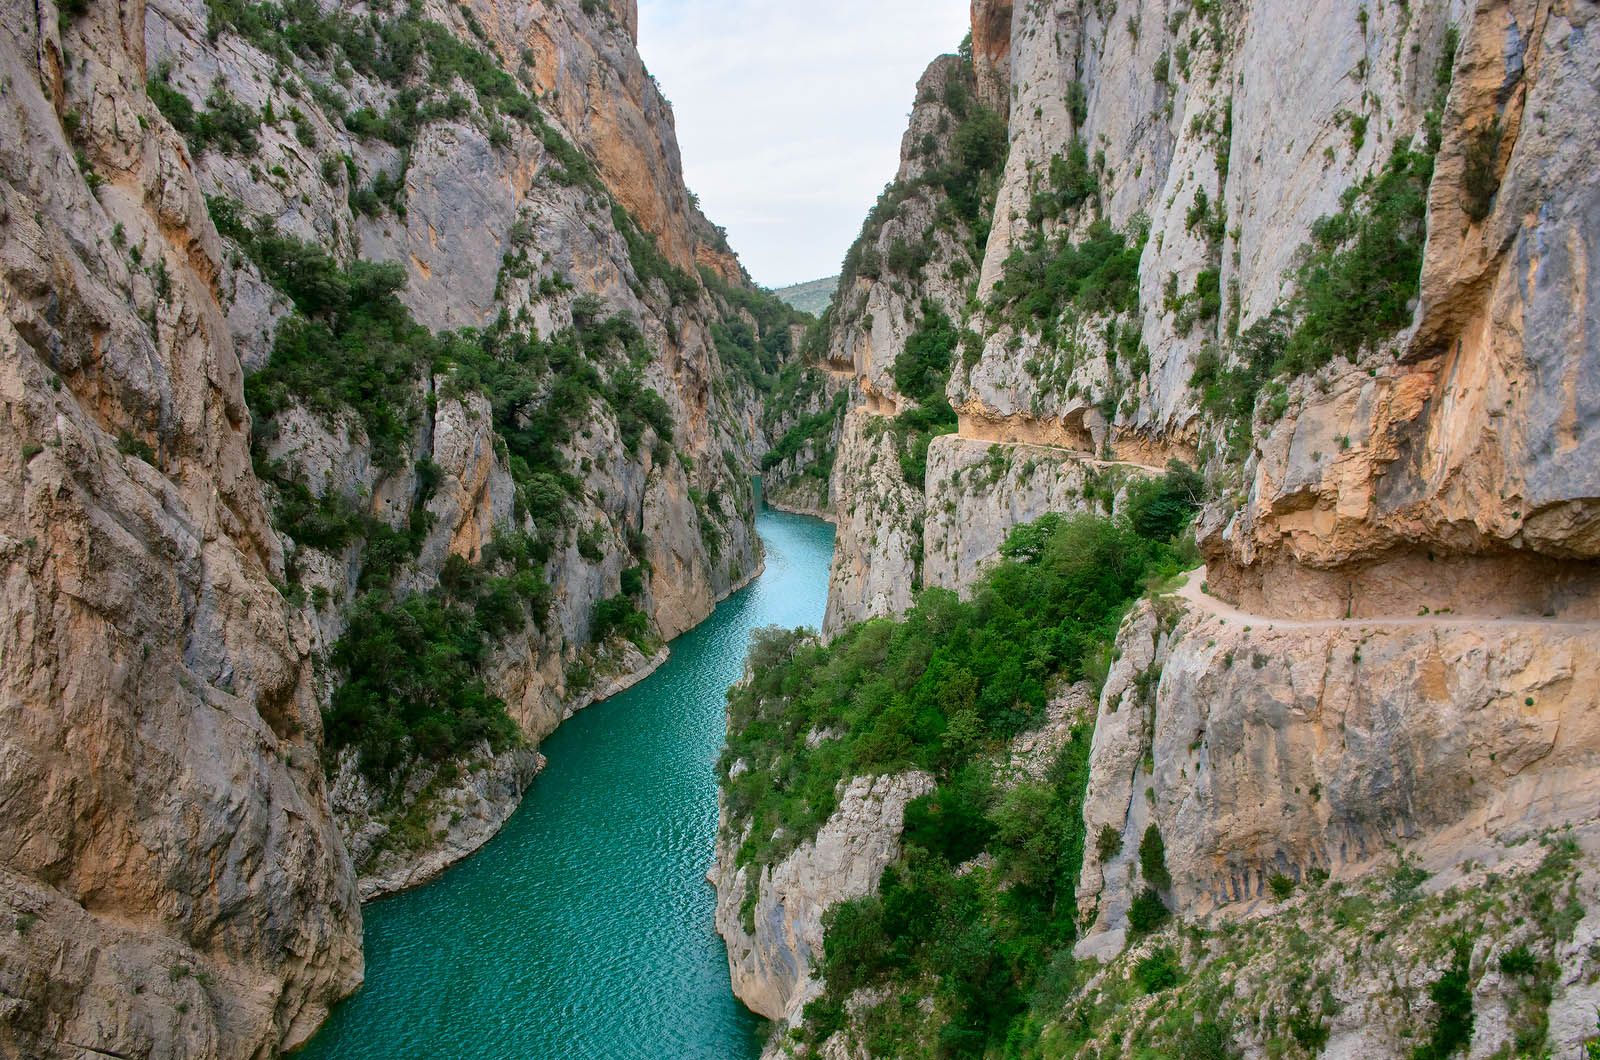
[722,476,1204,1053]
[890,301,962,486]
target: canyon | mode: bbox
[726,0,1600,1055]
[1,0,1597,1055]
[0,0,802,1054]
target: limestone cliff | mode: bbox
[816,52,1003,632]
[0,0,799,1054]
[0,1,361,1053]
[710,771,934,1027]
[723,0,1600,1054]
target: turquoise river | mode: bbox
[300,503,836,1059]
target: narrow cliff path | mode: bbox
[1171,567,1600,632]
[947,429,1170,475]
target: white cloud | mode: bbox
[636,0,971,288]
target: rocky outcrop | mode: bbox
[736,0,1600,1052]
[821,409,924,632]
[817,53,999,633]
[711,772,935,1025]
[923,433,1150,591]
[333,747,544,901]
[0,2,361,1055]
[139,0,779,888]
[1,0,794,1053]
[969,0,1014,117]
[1078,577,1600,952]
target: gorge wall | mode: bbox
[0,0,804,1055]
[719,0,1600,1054]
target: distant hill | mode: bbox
[773,276,838,317]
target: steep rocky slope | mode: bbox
[720,0,1600,1054]
[0,0,803,1055]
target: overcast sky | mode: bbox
[636,0,971,289]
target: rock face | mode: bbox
[969,0,1014,116]
[0,0,794,1054]
[823,0,1600,632]
[134,0,779,889]
[1078,583,1600,955]
[711,772,935,1024]
[923,434,1148,591]
[727,0,1600,1053]
[0,0,364,1053]
[816,54,995,635]
[821,408,923,631]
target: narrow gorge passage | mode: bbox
[298,503,835,1059]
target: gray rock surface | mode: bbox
[711,772,935,1025]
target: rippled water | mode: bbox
[299,502,836,1059]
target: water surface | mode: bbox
[301,503,836,1059]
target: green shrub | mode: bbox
[611,203,699,304]
[591,594,651,648]
[324,589,523,781]
[1280,145,1433,374]
[1290,1007,1331,1051]
[889,301,960,487]
[1135,945,1181,992]
[1028,139,1097,224]
[989,218,1145,340]
[1139,824,1172,890]
[727,510,1196,1052]
[243,250,432,471]
[1461,120,1502,221]
[1174,1018,1238,1059]
[893,299,958,408]
[145,71,263,155]
[762,390,847,475]
[1412,937,1474,1060]
[1269,872,1295,900]
[1498,943,1537,977]
[1122,460,1204,542]
[903,766,996,865]
[1128,887,1171,935]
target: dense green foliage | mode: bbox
[147,67,263,155]
[989,219,1145,341]
[1123,461,1205,543]
[893,300,960,408]
[215,205,680,787]
[890,301,961,487]
[1278,146,1434,376]
[228,229,436,471]
[932,78,1008,250]
[724,497,1198,1054]
[1411,938,1475,1059]
[215,199,674,541]
[699,266,812,393]
[763,389,848,479]
[324,537,551,781]
[723,509,1185,874]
